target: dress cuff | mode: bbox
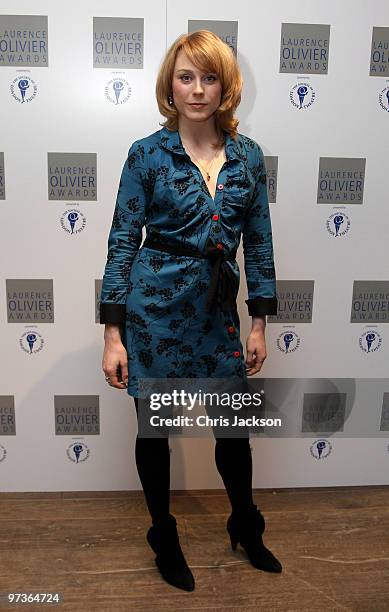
[245,297,278,317]
[99,303,126,324]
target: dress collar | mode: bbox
[159,125,241,162]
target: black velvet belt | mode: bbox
[142,234,239,313]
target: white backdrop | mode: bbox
[1,0,388,491]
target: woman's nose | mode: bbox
[193,78,204,93]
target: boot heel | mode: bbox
[226,508,282,573]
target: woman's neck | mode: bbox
[178,117,223,150]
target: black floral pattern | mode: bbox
[100,127,277,397]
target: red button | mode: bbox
[228,326,235,333]
[217,183,224,190]
[216,242,223,250]
[233,351,240,358]
[212,214,219,221]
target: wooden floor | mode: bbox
[0,486,389,611]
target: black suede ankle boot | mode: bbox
[226,505,282,573]
[146,513,195,591]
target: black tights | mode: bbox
[133,397,256,525]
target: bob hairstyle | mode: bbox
[156,30,243,142]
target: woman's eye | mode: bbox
[179,74,217,82]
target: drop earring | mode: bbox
[168,93,174,106]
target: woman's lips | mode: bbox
[189,103,206,107]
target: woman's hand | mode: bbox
[245,317,267,376]
[102,324,128,389]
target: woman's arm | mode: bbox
[100,140,148,388]
[242,143,277,375]
[99,140,148,326]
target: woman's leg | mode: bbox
[133,396,171,524]
[214,432,282,573]
[134,397,195,590]
[214,435,257,514]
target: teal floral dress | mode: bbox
[100,126,277,398]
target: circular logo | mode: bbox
[326,212,351,237]
[310,438,332,459]
[19,330,44,354]
[60,209,87,234]
[378,86,389,113]
[276,330,301,354]
[359,330,383,353]
[10,75,38,103]
[66,442,90,463]
[105,78,132,105]
[290,82,316,109]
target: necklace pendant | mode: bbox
[206,174,210,181]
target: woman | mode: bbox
[100,30,282,592]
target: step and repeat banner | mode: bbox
[1,0,388,491]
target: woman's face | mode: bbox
[171,49,222,124]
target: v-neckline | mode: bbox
[202,166,225,204]
[177,130,228,205]
[188,153,228,205]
